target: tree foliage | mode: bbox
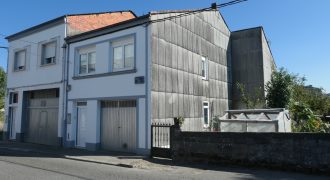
[0,67,6,110]
[265,67,330,133]
[265,68,295,108]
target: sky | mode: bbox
[0,0,329,92]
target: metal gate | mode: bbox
[101,100,136,153]
[151,123,173,158]
[25,96,59,146]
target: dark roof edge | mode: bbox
[231,26,263,33]
[65,14,150,44]
[6,10,137,42]
[6,16,65,41]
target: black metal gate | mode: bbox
[151,123,173,158]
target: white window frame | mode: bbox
[41,40,57,66]
[9,92,18,105]
[13,49,26,71]
[201,57,208,80]
[77,46,96,75]
[203,101,210,127]
[111,36,135,72]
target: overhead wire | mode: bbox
[0,0,247,60]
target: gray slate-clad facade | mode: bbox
[150,10,231,131]
[231,27,275,109]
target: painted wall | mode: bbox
[150,10,231,131]
[7,23,65,88]
[66,25,149,153]
[4,23,65,141]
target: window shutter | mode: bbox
[44,42,56,58]
[16,50,26,68]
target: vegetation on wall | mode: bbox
[265,68,330,133]
[236,83,264,109]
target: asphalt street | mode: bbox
[0,147,328,180]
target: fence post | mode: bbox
[170,123,180,159]
[150,124,153,158]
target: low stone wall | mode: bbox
[172,130,330,174]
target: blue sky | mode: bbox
[0,0,329,92]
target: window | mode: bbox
[112,37,134,71]
[201,57,208,80]
[41,41,56,65]
[14,50,26,71]
[79,51,96,75]
[9,92,18,104]
[203,102,209,126]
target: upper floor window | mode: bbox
[78,47,96,75]
[112,36,134,72]
[41,41,56,65]
[14,50,26,71]
[201,57,208,80]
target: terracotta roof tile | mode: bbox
[67,12,135,36]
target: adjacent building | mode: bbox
[4,6,275,155]
[231,27,275,109]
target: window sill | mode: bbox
[13,69,26,72]
[72,69,137,80]
[40,63,56,67]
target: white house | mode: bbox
[4,11,136,146]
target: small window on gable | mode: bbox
[78,46,96,75]
[203,101,209,127]
[41,41,56,65]
[201,57,208,80]
[14,50,26,71]
[112,36,134,72]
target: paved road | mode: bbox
[0,148,328,180]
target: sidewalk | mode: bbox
[0,141,148,168]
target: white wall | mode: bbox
[66,25,149,153]
[67,25,147,99]
[5,23,65,140]
[7,23,65,88]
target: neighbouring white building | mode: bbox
[4,5,275,155]
[3,11,136,146]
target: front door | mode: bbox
[76,104,87,148]
[9,107,17,140]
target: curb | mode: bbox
[0,147,134,168]
[64,156,134,168]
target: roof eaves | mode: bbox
[6,16,65,41]
[231,26,263,34]
[65,14,150,44]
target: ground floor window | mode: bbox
[203,101,209,126]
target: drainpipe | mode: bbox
[61,16,69,147]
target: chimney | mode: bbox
[211,3,218,10]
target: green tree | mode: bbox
[0,67,6,110]
[265,68,296,108]
[265,67,330,132]
[0,67,5,126]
